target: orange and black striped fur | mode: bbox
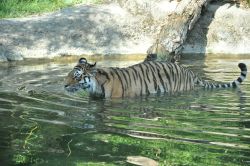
[64,58,247,98]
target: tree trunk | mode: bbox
[146,0,211,62]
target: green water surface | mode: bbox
[0,55,249,166]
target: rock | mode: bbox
[0,1,249,62]
[0,3,155,61]
[126,156,159,166]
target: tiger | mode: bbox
[64,58,247,98]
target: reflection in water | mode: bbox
[0,56,250,165]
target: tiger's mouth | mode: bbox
[64,83,90,93]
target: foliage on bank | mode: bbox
[0,0,104,18]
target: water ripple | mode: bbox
[0,57,250,165]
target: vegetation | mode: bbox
[243,0,250,5]
[0,0,104,18]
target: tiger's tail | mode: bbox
[197,63,247,89]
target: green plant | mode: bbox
[0,0,104,18]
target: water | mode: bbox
[0,55,249,166]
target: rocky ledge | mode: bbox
[0,1,249,62]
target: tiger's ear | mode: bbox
[89,62,96,68]
[79,57,87,64]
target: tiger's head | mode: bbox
[64,58,97,93]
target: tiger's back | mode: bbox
[107,61,197,97]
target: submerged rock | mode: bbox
[126,156,159,166]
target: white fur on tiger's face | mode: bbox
[64,58,98,94]
[64,58,247,98]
